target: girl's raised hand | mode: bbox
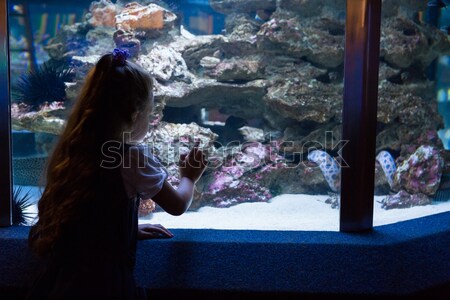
[179,142,207,183]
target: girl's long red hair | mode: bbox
[29,54,153,256]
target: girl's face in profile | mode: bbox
[128,92,154,144]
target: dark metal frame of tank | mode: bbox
[340,0,382,232]
[0,0,12,227]
[0,0,426,233]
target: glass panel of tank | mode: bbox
[373,0,450,226]
[12,0,448,230]
[9,0,348,230]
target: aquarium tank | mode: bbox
[8,0,450,230]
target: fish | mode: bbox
[309,149,397,192]
[375,151,396,188]
[308,150,341,192]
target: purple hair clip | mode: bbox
[112,48,130,66]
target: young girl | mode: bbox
[27,49,207,299]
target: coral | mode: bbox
[87,0,119,27]
[257,17,311,59]
[143,121,218,166]
[85,27,117,57]
[209,57,265,82]
[113,29,141,57]
[138,121,284,209]
[12,62,74,110]
[115,2,177,33]
[397,130,444,164]
[138,199,156,217]
[192,141,286,208]
[200,56,221,69]
[380,190,431,210]
[203,180,272,208]
[392,145,444,196]
[257,16,345,68]
[380,17,450,69]
[195,150,277,208]
[225,13,261,40]
[377,86,439,126]
[11,102,66,135]
[380,18,429,69]
[41,0,449,202]
[238,126,265,142]
[137,45,192,82]
[324,192,340,209]
[43,22,92,61]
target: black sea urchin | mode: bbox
[12,61,74,110]
[12,186,35,226]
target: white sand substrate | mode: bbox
[21,186,450,231]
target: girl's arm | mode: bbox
[152,145,207,216]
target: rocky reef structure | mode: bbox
[11,0,450,210]
[379,190,432,210]
[392,145,444,196]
